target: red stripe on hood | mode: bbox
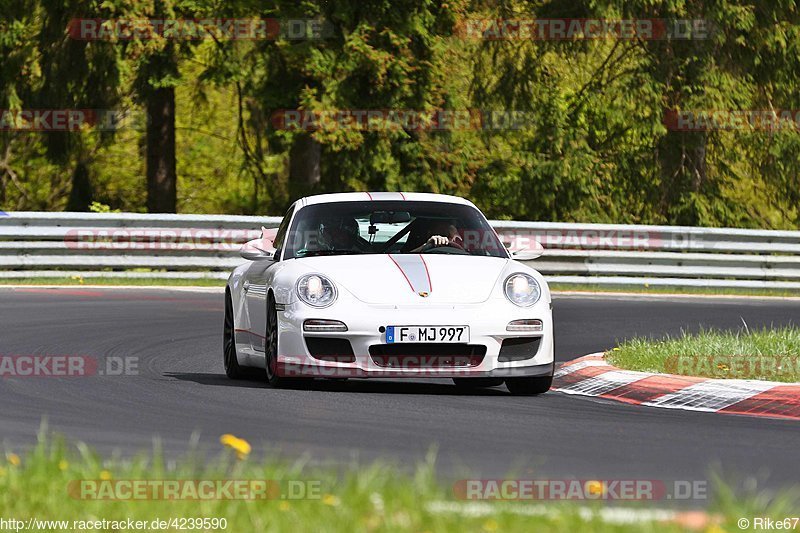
[388,254,415,292]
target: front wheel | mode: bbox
[265,294,296,388]
[505,375,552,396]
[223,291,246,379]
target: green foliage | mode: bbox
[87,201,120,213]
[1,0,800,226]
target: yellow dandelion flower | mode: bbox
[220,434,251,460]
[58,460,69,471]
[7,453,20,467]
[483,519,499,531]
[99,470,112,480]
[279,501,290,512]
[322,494,340,507]
[586,480,604,496]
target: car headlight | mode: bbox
[296,274,337,308]
[504,273,541,307]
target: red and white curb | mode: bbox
[553,354,800,420]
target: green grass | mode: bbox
[1,432,798,532]
[607,327,800,382]
[551,283,800,298]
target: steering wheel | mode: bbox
[420,241,469,255]
[448,236,465,250]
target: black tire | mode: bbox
[265,293,293,388]
[505,375,553,396]
[452,378,504,388]
[223,290,246,379]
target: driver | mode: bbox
[404,219,462,253]
[318,217,363,251]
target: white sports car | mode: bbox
[223,192,554,395]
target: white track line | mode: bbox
[427,501,678,524]
[643,380,778,412]
[555,370,652,396]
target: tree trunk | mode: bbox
[146,86,177,213]
[288,133,321,199]
[66,160,93,211]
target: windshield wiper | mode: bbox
[297,249,362,257]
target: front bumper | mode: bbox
[276,298,554,379]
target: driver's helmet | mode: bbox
[319,217,360,249]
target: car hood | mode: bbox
[296,254,510,304]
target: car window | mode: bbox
[272,205,294,260]
[283,201,507,259]
[356,218,410,245]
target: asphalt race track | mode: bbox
[1,287,798,497]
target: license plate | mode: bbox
[386,326,469,344]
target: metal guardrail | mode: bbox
[1,212,800,289]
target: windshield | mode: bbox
[282,201,508,260]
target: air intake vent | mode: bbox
[498,337,541,362]
[305,337,355,363]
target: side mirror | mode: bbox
[512,249,544,261]
[240,233,276,261]
[240,246,273,261]
[511,240,544,261]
